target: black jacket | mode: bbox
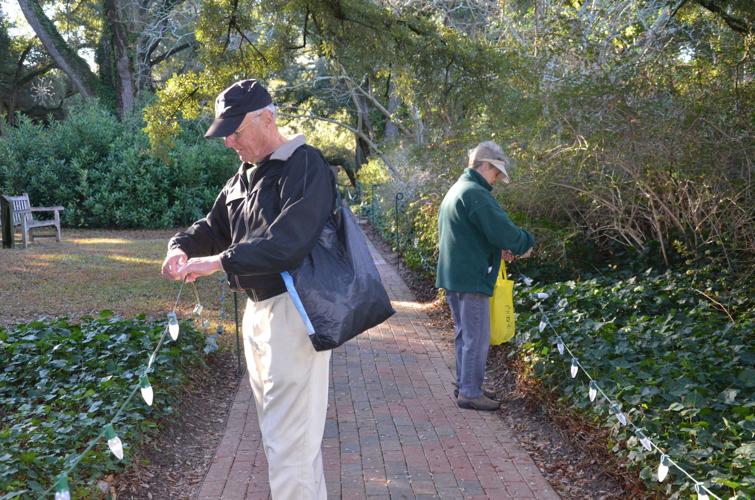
[169,139,336,298]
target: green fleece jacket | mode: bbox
[435,168,534,296]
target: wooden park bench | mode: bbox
[0,193,64,248]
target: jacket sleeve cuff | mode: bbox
[219,251,233,274]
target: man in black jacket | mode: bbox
[161,79,335,499]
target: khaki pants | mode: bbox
[242,293,331,500]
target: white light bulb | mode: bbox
[140,374,153,406]
[588,381,597,402]
[535,292,549,300]
[636,430,652,451]
[570,358,578,378]
[193,303,203,316]
[610,404,627,426]
[695,483,709,500]
[105,424,124,460]
[539,319,547,332]
[54,474,70,500]
[658,454,670,482]
[201,319,210,329]
[54,491,71,500]
[522,276,533,286]
[167,312,179,341]
[556,337,565,355]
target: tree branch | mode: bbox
[286,6,309,50]
[233,23,268,63]
[17,63,56,86]
[692,0,751,34]
[339,74,411,137]
[149,40,197,66]
[278,107,402,178]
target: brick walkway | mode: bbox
[198,237,558,499]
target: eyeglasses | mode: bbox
[229,110,264,140]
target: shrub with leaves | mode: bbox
[514,267,754,498]
[0,313,205,498]
[0,100,236,229]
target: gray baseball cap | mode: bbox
[468,140,515,183]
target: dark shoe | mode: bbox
[454,387,497,400]
[457,394,501,411]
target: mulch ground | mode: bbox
[112,351,241,500]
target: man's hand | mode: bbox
[161,248,188,280]
[501,249,516,263]
[177,255,224,283]
[520,247,533,259]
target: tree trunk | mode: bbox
[352,76,374,169]
[384,78,400,141]
[17,0,100,99]
[411,105,425,145]
[104,0,135,115]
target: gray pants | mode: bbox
[446,291,491,398]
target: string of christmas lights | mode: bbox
[532,291,720,500]
[42,278,207,500]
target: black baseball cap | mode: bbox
[204,79,273,138]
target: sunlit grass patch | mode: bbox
[108,255,163,265]
[69,238,132,245]
[0,229,243,332]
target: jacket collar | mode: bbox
[238,134,307,177]
[463,168,492,191]
[270,134,306,161]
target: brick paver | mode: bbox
[198,236,559,499]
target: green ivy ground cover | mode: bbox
[515,267,754,499]
[0,313,205,498]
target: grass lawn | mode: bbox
[0,229,243,346]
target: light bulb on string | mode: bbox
[202,319,210,330]
[535,292,549,300]
[140,374,153,406]
[167,312,179,341]
[522,276,533,286]
[538,319,547,332]
[611,403,627,426]
[657,454,670,482]
[588,380,598,402]
[54,473,71,500]
[694,483,709,500]
[193,303,203,316]
[570,358,579,378]
[636,429,652,451]
[556,337,565,355]
[104,424,124,460]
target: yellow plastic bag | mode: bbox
[490,260,515,345]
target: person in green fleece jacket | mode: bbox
[436,140,534,411]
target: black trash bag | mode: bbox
[281,201,395,351]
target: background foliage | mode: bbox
[0,100,236,228]
[515,267,754,498]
